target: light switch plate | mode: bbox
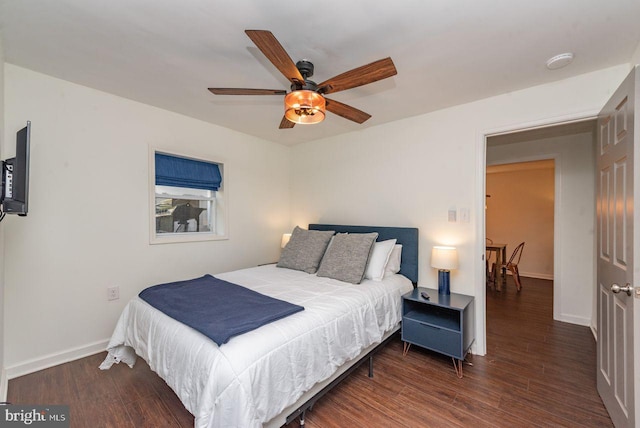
[460,208,470,223]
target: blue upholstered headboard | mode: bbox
[308,224,419,285]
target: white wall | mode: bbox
[632,40,640,67]
[487,132,595,326]
[0,37,7,399]
[290,64,629,353]
[2,65,291,373]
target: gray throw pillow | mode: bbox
[316,232,378,284]
[277,226,335,274]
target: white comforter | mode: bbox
[100,264,413,428]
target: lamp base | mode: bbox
[438,270,450,295]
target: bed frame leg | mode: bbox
[368,355,374,378]
[299,410,306,426]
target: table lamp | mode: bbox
[281,233,292,248]
[431,246,458,295]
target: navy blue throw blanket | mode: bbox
[139,274,304,345]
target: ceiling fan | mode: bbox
[208,30,398,129]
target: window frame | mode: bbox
[149,147,228,244]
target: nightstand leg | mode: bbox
[403,342,411,356]
[452,358,463,378]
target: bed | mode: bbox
[100,224,419,427]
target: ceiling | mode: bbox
[1,0,639,146]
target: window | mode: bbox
[155,186,215,234]
[150,150,227,244]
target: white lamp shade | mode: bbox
[431,246,458,270]
[281,233,292,248]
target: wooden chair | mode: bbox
[491,242,525,291]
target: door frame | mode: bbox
[474,110,599,355]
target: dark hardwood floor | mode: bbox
[8,277,612,427]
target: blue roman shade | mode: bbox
[155,153,222,191]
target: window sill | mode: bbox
[150,233,229,245]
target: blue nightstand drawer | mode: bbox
[402,318,461,358]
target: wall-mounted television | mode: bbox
[1,121,31,216]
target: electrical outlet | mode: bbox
[107,286,120,301]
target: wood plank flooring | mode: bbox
[7,277,612,427]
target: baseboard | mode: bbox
[0,367,7,402]
[556,313,591,327]
[6,339,109,380]
[519,271,554,280]
[590,324,597,341]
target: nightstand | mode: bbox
[401,287,475,378]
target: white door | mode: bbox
[597,66,639,427]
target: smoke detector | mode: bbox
[546,53,574,70]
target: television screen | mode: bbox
[2,121,31,216]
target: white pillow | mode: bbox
[364,239,397,281]
[384,244,403,277]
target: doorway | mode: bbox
[484,120,597,336]
[485,159,555,289]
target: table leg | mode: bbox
[502,247,507,281]
[403,342,411,356]
[496,249,503,292]
[452,358,463,378]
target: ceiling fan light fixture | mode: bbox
[284,90,326,124]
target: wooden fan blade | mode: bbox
[325,98,371,124]
[279,116,296,129]
[245,30,305,84]
[208,88,286,95]
[318,57,397,94]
